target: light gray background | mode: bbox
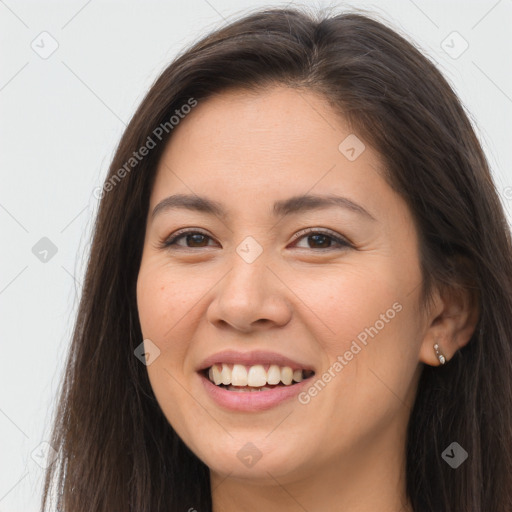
[1,0,511,510]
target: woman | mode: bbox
[41,6,512,512]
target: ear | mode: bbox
[419,283,479,366]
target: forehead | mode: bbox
[161,86,352,167]
[150,86,399,222]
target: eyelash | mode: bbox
[159,228,353,251]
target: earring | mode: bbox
[433,343,446,365]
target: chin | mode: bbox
[193,436,311,481]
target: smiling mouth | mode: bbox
[201,363,315,392]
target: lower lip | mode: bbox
[199,372,312,412]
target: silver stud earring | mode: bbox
[433,343,446,365]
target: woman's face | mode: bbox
[137,86,427,483]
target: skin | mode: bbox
[136,86,477,511]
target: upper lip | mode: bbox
[197,349,316,372]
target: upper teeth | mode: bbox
[207,363,311,387]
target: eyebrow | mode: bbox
[151,193,376,221]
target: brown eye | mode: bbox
[162,230,217,249]
[182,233,210,247]
[304,233,333,249]
[291,229,352,250]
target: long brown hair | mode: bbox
[41,7,512,511]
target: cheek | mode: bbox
[136,266,204,432]
[304,262,421,406]
[302,264,405,351]
[137,262,196,339]
[136,261,217,381]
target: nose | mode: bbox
[206,253,292,333]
